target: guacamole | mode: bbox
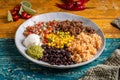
[26,45,44,59]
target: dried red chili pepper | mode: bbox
[56,3,68,9]
[73,1,83,7]
[63,0,89,3]
[62,0,74,4]
[56,0,89,11]
[68,3,74,8]
[70,5,86,11]
[56,3,73,10]
[56,3,85,11]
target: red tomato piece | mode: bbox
[44,29,50,34]
[21,12,27,19]
[11,10,18,16]
[13,15,20,21]
[25,14,32,19]
[13,4,21,11]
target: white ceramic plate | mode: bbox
[15,12,105,69]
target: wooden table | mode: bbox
[0,0,120,38]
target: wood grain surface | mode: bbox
[0,0,120,38]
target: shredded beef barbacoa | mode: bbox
[54,20,95,36]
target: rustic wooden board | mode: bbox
[0,0,120,38]
[0,38,119,80]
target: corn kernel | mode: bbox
[46,31,74,48]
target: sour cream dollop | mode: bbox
[23,34,42,48]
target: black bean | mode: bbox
[40,45,75,65]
